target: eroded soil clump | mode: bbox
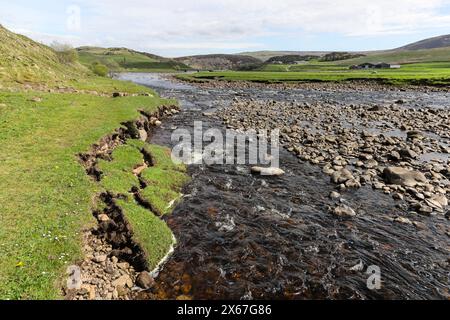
[64,105,182,300]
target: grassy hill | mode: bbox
[174,54,262,70]
[396,34,450,51]
[239,50,330,61]
[0,25,87,85]
[0,25,187,299]
[77,46,190,73]
[334,46,450,65]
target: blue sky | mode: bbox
[1,0,450,57]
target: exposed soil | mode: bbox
[64,104,180,300]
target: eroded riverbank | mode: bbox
[116,73,450,300]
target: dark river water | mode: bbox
[116,73,450,300]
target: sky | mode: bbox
[1,0,450,57]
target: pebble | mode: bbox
[332,204,357,217]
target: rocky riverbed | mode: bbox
[116,73,450,300]
[212,98,450,218]
[182,77,450,93]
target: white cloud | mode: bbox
[1,0,450,55]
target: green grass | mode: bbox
[116,199,175,269]
[95,139,188,263]
[139,144,189,216]
[0,24,189,300]
[0,25,87,86]
[179,61,450,85]
[98,144,144,195]
[0,88,180,299]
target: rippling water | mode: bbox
[116,73,450,300]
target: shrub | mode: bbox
[50,41,79,64]
[91,62,109,77]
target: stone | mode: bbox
[332,204,356,217]
[138,129,148,141]
[413,221,427,229]
[97,214,110,222]
[104,263,115,274]
[136,271,154,289]
[345,179,361,188]
[132,163,147,176]
[349,260,364,271]
[30,97,42,102]
[389,151,401,161]
[407,130,425,140]
[399,148,418,159]
[364,159,378,169]
[383,167,427,187]
[394,216,412,225]
[112,275,133,289]
[392,193,404,201]
[251,166,285,176]
[117,262,130,270]
[87,285,96,300]
[329,191,341,200]
[93,255,107,263]
[425,195,448,210]
[116,285,128,297]
[331,168,354,184]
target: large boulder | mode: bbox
[382,167,427,187]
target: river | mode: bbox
[116,73,449,300]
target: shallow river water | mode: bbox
[116,73,449,300]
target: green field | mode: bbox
[77,47,190,73]
[0,25,188,299]
[179,61,450,85]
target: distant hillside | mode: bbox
[0,25,86,84]
[175,54,262,70]
[239,51,331,61]
[77,47,190,72]
[397,34,450,51]
[266,55,319,64]
[335,46,450,66]
[319,52,365,62]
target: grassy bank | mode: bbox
[178,62,450,86]
[0,25,187,299]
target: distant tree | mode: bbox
[50,41,79,64]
